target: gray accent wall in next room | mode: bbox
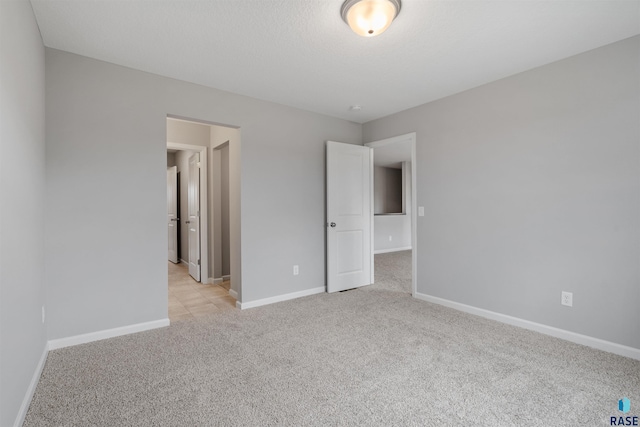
[166,152,176,167]
[45,48,361,341]
[363,36,640,350]
[0,1,48,425]
[374,166,403,215]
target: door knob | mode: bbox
[330,222,336,227]
[170,218,179,221]
[185,220,190,224]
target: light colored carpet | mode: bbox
[25,288,639,426]
[365,250,412,294]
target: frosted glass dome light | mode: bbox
[341,0,401,37]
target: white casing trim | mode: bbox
[374,246,412,255]
[237,286,325,310]
[48,319,170,350]
[228,289,238,299]
[211,277,223,285]
[414,292,640,361]
[14,343,48,427]
[222,275,231,281]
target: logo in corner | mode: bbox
[619,398,631,414]
[610,398,637,426]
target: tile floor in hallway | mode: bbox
[168,261,236,321]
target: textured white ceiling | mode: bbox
[30,0,640,123]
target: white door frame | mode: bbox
[167,141,209,284]
[365,133,417,296]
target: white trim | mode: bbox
[228,288,238,299]
[374,246,412,255]
[14,343,48,427]
[237,287,325,310]
[414,293,640,361]
[222,275,231,281]
[211,277,223,285]
[179,259,188,265]
[48,319,170,351]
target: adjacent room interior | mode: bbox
[369,135,415,295]
[166,117,239,320]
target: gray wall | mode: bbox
[374,215,412,253]
[210,125,239,286]
[363,36,640,350]
[166,152,176,167]
[167,118,211,146]
[374,166,402,214]
[45,48,361,339]
[0,1,48,425]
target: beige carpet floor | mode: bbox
[24,282,639,426]
[366,250,412,294]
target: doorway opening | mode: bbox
[166,116,242,320]
[366,133,417,296]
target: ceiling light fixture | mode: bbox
[341,0,401,37]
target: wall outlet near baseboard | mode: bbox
[293,265,299,276]
[561,291,573,307]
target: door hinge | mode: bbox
[197,259,201,266]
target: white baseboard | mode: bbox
[14,343,48,427]
[222,275,231,281]
[211,277,223,285]
[238,286,325,310]
[228,288,238,299]
[179,259,187,265]
[414,292,640,361]
[374,246,412,255]
[48,319,170,351]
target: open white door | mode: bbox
[167,166,179,263]
[188,153,201,281]
[326,141,373,293]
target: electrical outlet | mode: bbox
[418,206,425,217]
[389,235,392,241]
[561,291,573,307]
[42,306,45,324]
[293,265,299,276]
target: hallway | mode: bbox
[168,262,235,321]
